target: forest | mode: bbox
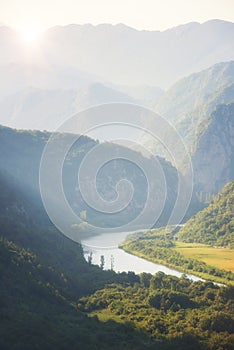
[78,272,234,350]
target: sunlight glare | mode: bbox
[20,29,42,45]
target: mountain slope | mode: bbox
[178,181,234,247]
[156,60,234,122]
[154,61,234,154]
[142,62,234,194]
[0,83,135,130]
[0,125,180,231]
[0,169,160,350]
[192,103,234,193]
[0,169,112,298]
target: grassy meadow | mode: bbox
[174,242,234,272]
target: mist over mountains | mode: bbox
[1,20,234,89]
[0,20,234,195]
[0,20,233,135]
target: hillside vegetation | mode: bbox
[0,125,181,230]
[2,163,234,350]
[178,181,234,247]
[121,182,234,284]
[0,170,157,350]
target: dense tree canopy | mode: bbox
[179,182,234,247]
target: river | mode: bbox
[81,231,202,281]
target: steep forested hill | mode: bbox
[178,181,234,247]
[0,169,158,350]
[0,125,180,229]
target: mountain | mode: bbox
[43,20,234,88]
[110,84,164,105]
[0,21,234,131]
[191,103,234,193]
[178,181,234,247]
[0,169,97,298]
[156,61,234,123]
[0,126,207,349]
[0,62,98,99]
[0,125,181,232]
[0,168,159,350]
[0,83,135,130]
[1,20,234,91]
[0,87,77,130]
[154,61,234,152]
[141,61,234,194]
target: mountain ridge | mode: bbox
[0,20,234,88]
[44,19,232,34]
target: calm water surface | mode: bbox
[82,231,202,281]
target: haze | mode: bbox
[1,0,234,34]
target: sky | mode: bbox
[0,0,234,34]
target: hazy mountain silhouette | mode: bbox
[0,19,234,90]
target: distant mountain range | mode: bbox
[0,20,233,135]
[1,20,234,89]
[0,21,234,196]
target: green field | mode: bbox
[174,242,234,272]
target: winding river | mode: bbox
[82,231,202,281]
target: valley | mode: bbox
[0,10,234,350]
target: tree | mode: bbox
[110,255,114,270]
[87,252,93,265]
[100,255,105,270]
[139,272,151,288]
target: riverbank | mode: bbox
[120,236,234,285]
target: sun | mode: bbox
[20,29,42,45]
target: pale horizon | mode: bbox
[0,0,234,35]
[1,18,234,34]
